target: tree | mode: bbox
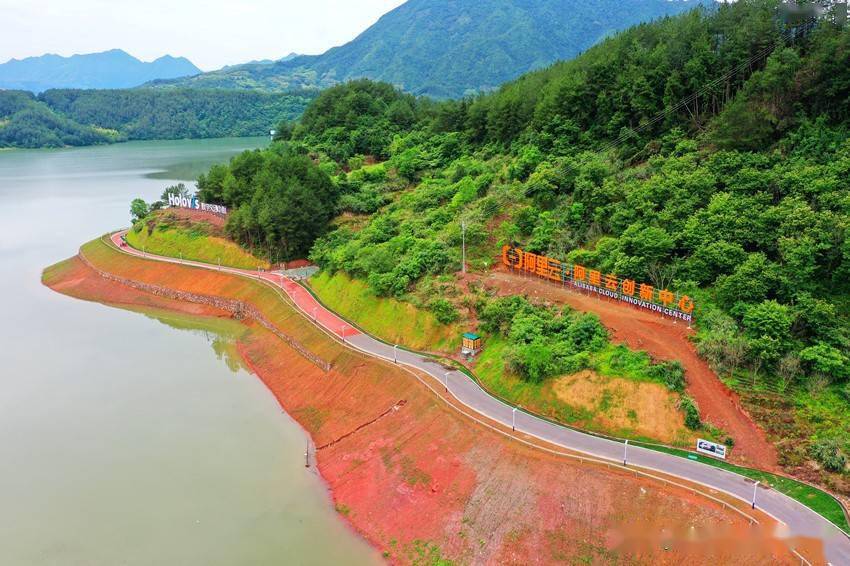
[776,353,802,392]
[160,183,190,204]
[130,198,149,222]
[715,254,782,312]
[743,300,793,379]
[799,343,849,381]
[220,147,339,261]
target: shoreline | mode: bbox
[0,135,271,153]
[40,244,817,564]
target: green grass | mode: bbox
[475,338,848,530]
[474,338,848,531]
[78,235,850,536]
[126,218,268,270]
[474,338,692,443]
[308,270,461,352]
[794,386,850,445]
[634,441,849,532]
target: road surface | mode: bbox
[108,231,849,565]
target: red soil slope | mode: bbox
[161,207,228,229]
[482,267,778,471]
[42,254,807,564]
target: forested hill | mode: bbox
[0,89,313,148]
[193,1,850,487]
[150,0,709,98]
[0,49,200,92]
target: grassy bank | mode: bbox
[637,442,849,532]
[304,266,848,532]
[475,338,696,445]
[308,270,460,352]
[307,270,696,445]
[68,236,850,534]
[126,214,268,270]
[48,236,785,564]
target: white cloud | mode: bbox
[0,0,406,71]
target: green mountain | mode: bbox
[195,0,850,489]
[0,49,200,92]
[0,90,116,147]
[151,0,710,98]
[0,89,313,148]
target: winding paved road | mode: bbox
[109,231,849,565]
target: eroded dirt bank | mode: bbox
[482,267,778,471]
[42,251,811,564]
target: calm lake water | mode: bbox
[0,138,378,565]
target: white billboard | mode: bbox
[696,438,727,459]
[168,193,227,216]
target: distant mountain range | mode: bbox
[150,0,711,98]
[0,49,200,92]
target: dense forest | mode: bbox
[173,0,849,484]
[195,145,339,261]
[0,90,117,147]
[0,88,313,148]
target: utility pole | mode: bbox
[512,407,517,431]
[752,481,760,509]
[444,371,449,392]
[341,325,347,343]
[623,439,629,466]
[393,344,398,363]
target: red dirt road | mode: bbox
[273,276,357,339]
[112,231,358,341]
[484,268,778,470]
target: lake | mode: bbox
[0,138,379,565]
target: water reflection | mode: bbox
[140,308,249,374]
[0,138,379,566]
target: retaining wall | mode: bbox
[78,249,332,372]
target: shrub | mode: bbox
[565,313,607,351]
[429,299,459,325]
[479,296,529,336]
[679,395,701,429]
[508,341,554,384]
[809,438,847,472]
[649,361,686,392]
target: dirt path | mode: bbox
[482,268,778,470]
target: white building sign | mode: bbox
[168,194,227,216]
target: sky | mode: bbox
[0,0,407,71]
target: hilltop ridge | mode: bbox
[0,49,200,92]
[150,0,710,98]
